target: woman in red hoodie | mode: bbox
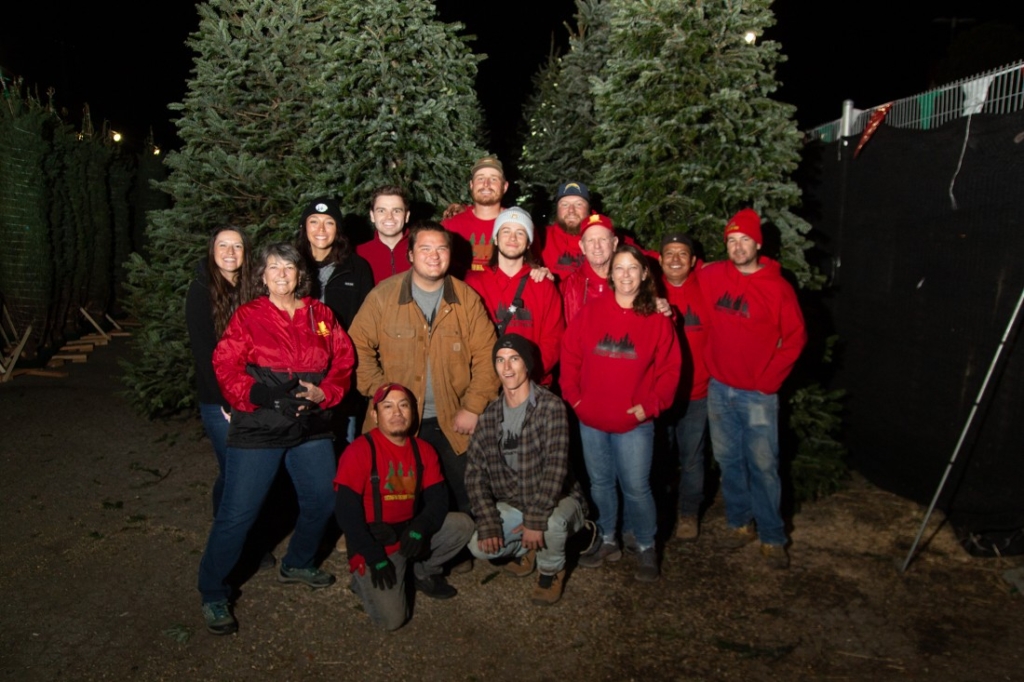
[561,244,681,582]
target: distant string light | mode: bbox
[744,31,757,44]
[111,130,123,143]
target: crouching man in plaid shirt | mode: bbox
[465,334,588,606]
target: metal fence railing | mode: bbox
[806,60,1024,143]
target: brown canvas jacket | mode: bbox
[348,271,499,454]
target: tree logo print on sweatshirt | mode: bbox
[557,251,584,270]
[497,302,534,326]
[714,292,750,318]
[594,332,637,359]
[383,461,417,502]
[681,304,704,329]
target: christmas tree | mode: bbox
[123,0,485,415]
[518,0,611,214]
[315,0,485,209]
[590,0,818,286]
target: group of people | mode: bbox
[185,155,806,635]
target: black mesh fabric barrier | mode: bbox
[803,110,1024,534]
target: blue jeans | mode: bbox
[468,498,585,574]
[707,379,785,545]
[197,438,336,603]
[579,421,656,548]
[665,397,707,517]
[199,403,230,516]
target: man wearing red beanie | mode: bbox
[700,208,806,569]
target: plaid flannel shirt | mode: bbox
[465,382,586,540]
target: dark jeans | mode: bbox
[199,403,230,515]
[664,397,708,517]
[197,438,336,603]
[418,417,470,513]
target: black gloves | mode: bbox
[249,378,299,407]
[369,559,397,590]
[275,395,318,421]
[399,519,431,559]
[399,528,426,559]
[249,379,316,420]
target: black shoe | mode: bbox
[201,600,238,635]
[278,563,336,589]
[258,551,277,572]
[415,574,457,600]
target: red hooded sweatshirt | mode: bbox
[560,292,681,434]
[662,261,710,401]
[699,257,806,395]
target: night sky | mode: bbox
[1,1,1022,164]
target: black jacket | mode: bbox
[311,254,374,332]
[185,261,228,408]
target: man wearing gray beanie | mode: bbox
[465,207,565,386]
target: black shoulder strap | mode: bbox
[497,274,530,336]
[364,433,383,524]
[409,437,423,495]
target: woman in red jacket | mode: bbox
[197,243,355,635]
[561,244,681,582]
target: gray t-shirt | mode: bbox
[316,263,335,303]
[411,282,444,421]
[501,398,529,472]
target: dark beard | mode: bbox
[556,217,581,236]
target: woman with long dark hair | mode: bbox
[186,227,255,515]
[560,244,681,582]
[296,197,374,446]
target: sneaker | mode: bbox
[578,541,622,569]
[716,523,757,550]
[504,549,536,578]
[201,600,238,635]
[415,574,458,600]
[675,516,699,542]
[258,551,277,572]
[531,570,566,606]
[277,564,336,589]
[622,531,639,554]
[634,547,660,582]
[760,543,790,570]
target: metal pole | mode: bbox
[900,284,1024,573]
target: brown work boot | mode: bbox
[504,549,536,578]
[451,557,474,574]
[760,543,790,570]
[716,523,756,549]
[675,515,699,542]
[531,570,566,606]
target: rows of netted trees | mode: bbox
[0,80,166,358]
[122,0,845,499]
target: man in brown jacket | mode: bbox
[348,221,499,514]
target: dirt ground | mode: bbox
[1,340,1021,682]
